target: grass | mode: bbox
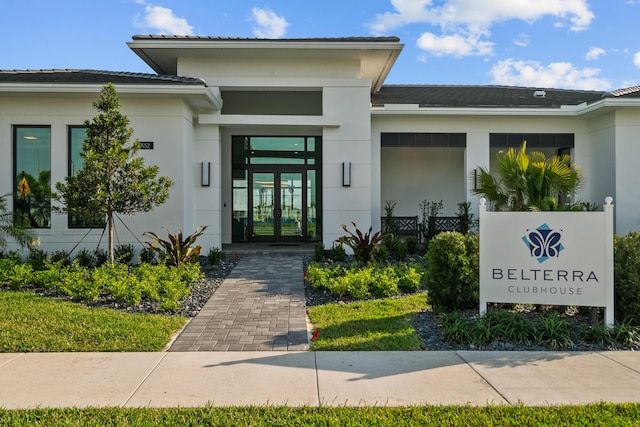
[307,293,426,350]
[0,291,186,352]
[1,404,640,426]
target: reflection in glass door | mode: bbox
[250,171,304,241]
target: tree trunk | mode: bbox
[108,212,114,264]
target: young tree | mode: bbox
[55,83,173,263]
[472,141,583,211]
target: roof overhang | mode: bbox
[0,83,222,112]
[127,37,404,93]
[371,97,640,119]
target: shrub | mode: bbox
[92,263,141,306]
[405,236,419,255]
[305,263,344,291]
[143,226,207,267]
[74,248,95,267]
[312,242,325,262]
[614,232,640,324]
[114,243,135,265]
[372,245,389,264]
[9,262,34,290]
[328,267,371,299]
[0,257,21,285]
[139,247,156,264]
[387,236,408,261]
[396,263,424,292]
[329,244,347,262]
[94,248,109,267]
[535,314,572,349]
[27,248,48,271]
[371,266,400,297]
[207,247,224,265]
[51,250,71,266]
[382,200,398,235]
[425,231,479,312]
[57,263,99,301]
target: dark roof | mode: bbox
[609,86,640,98]
[0,69,206,85]
[132,35,401,43]
[372,85,607,108]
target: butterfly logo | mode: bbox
[522,223,564,263]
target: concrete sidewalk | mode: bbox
[2,351,640,408]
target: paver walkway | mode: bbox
[169,254,309,351]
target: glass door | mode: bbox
[250,171,304,241]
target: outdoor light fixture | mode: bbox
[201,161,210,187]
[342,161,351,187]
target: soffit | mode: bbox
[128,36,403,93]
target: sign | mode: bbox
[140,141,154,150]
[479,197,614,325]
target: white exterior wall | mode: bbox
[0,95,192,255]
[179,55,372,247]
[614,110,640,234]
[372,113,593,221]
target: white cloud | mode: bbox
[370,0,594,33]
[369,0,594,58]
[136,5,193,35]
[251,7,289,38]
[417,32,493,57]
[634,52,640,68]
[513,34,529,48]
[490,58,611,90]
[585,47,606,61]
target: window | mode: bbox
[13,126,51,228]
[68,126,106,228]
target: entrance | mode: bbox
[250,171,304,241]
[232,136,320,243]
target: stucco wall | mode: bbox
[0,95,192,256]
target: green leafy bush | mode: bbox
[535,314,573,348]
[92,263,141,306]
[74,248,95,268]
[405,236,419,255]
[0,257,21,285]
[371,266,400,297]
[329,244,347,262]
[207,247,224,265]
[51,250,71,266]
[396,263,424,292]
[312,242,325,262]
[9,262,34,290]
[94,248,109,266]
[614,232,640,324]
[328,267,372,299]
[425,231,479,312]
[305,263,344,291]
[139,247,156,264]
[386,236,408,261]
[57,263,99,301]
[27,248,48,271]
[114,243,135,265]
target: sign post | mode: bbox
[479,197,614,325]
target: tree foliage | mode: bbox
[472,141,583,211]
[55,83,173,263]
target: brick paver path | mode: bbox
[169,255,309,351]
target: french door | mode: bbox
[250,170,304,241]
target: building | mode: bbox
[2,36,640,254]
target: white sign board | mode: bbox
[479,198,614,325]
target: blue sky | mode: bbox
[1,0,639,91]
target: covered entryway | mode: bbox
[232,136,321,243]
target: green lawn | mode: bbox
[0,291,186,352]
[1,404,640,426]
[307,293,427,351]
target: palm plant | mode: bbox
[472,141,583,211]
[0,193,33,252]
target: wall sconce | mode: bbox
[342,161,351,187]
[201,161,210,187]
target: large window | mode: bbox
[68,126,106,228]
[13,126,51,228]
